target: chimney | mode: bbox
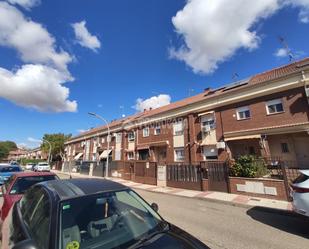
[204,87,211,94]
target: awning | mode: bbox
[224,134,261,142]
[198,111,214,117]
[136,145,149,150]
[74,152,83,160]
[99,150,112,159]
[149,141,169,147]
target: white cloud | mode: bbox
[134,94,171,112]
[6,0,40,10]
[275,48,289,57]
[286,0,309,23]
[0,64,77,112]
[0,2,72,73]
[27,137,41,143]
[0,2,77,112]
[170,0,309,74]
[72,20,101,52]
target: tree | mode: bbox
[0,141,18,161]
[40,133,71,162]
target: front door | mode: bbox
[294,137,309,168]
[154,147,167,163]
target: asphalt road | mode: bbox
[57,173,309,249]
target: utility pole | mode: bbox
[88,112,110,178]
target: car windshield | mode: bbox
[60,189,164,249]
[39,163,48,166]
[10,175,57,194]
[0,166,21,172]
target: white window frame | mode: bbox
[173,121,184,136]
[201,114,216,131]
[154,125,161,135]
[143,127,149,137]
[127,152,135,160]
[174,147,185,162]
[116,133,122,144]
[266,99,284,115]
[128,131,135,142]
[236,106,251,120]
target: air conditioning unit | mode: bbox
[202,125,211,133]
[216,142,226,149]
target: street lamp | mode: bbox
[88,112,110,178]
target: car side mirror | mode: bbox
[151,202,159,212]
[12,239,38,249]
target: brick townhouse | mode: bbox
[64,58,309,170]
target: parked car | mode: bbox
[0,179,209,249]
[33,162,51,172]
[25,163,35,170]
[291,170,309,217]
[0,164,22,186]
[0,171,58,221]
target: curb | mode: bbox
[131,185,296,216]
[55,171,294,215]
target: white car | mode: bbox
[34,162,51,172]
[25,163,35,170]
[291,170,309,217]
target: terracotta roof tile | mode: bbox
[69,57,309,142]
[249,57,309,85]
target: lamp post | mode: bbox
[88,112,110,178]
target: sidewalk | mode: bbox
[54,170,292,212]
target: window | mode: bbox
[116,133,122,143]
[266,99,284,114]
[10,176,57,195]
[138,149,149,160]
[154,125,161,135]
[143,127,149,137]
[59,190,162,249]
[115,149,121,160]
[173,121,184,136]
[236,106,251,120]
[128,131,135,142]
[127,152,134,160]
[201,114,216,131]
[203,146,218,160]
[20,187,50,249]
[281,143,289,153]
[174,147,185,161]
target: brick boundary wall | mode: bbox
[229,177,288,201]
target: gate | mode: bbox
[123,162,134,180]
[80,161,91,175]
[202,161,229,193]
[134,161,157,185]
[166,164,202,191]
[92,161,105,177]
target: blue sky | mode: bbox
[0,0,308,148]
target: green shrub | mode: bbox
[230,155,268,178]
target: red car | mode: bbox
[0,171,58,221]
